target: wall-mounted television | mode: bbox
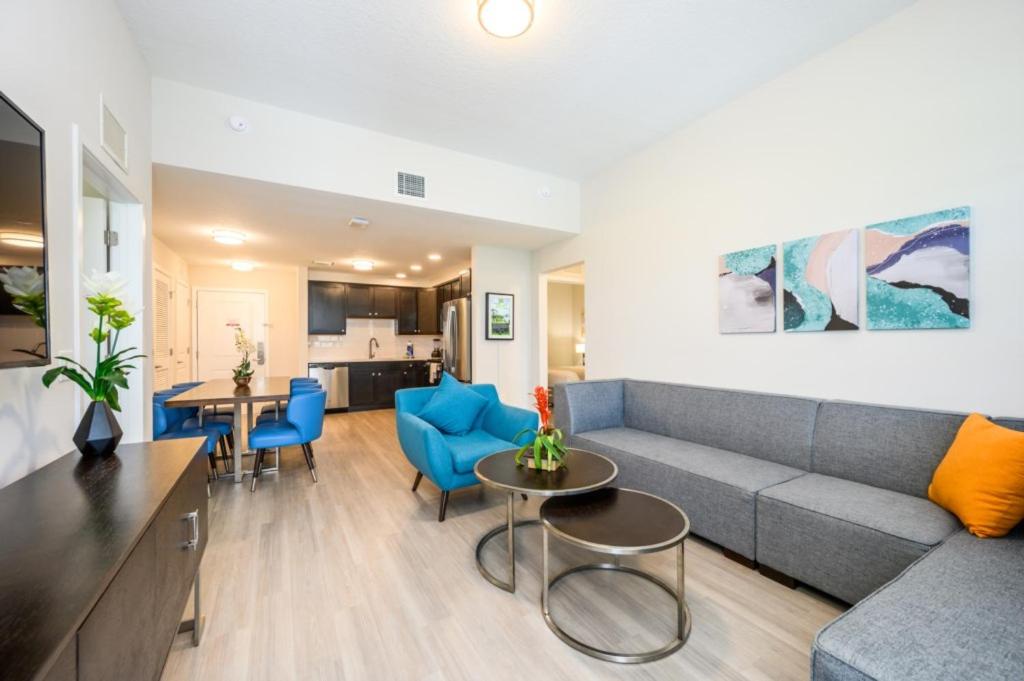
[0,91,49,368]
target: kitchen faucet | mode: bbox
[369,337,379,359]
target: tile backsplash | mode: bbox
[308,318,440,362]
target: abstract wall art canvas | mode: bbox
[718,245,777,334]
[783,229,859,332]
[865,206,970,330]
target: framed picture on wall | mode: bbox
[485,292,514,340]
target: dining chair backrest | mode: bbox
[290,382,321,396]
[153,389,198,435]
[286,389,326,443]
[172,381,204,390]
[291,377,318,385]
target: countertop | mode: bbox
[309,357,440,365]
[0,438,206,681]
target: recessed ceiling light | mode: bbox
[396,273,407,279]
[212,229,246,245]
[312,260,334,267]
[0,232,44,249]
[427,253,442,261]
[348,217,370,229]
[352,260,374,271]
[478,0,534,39]
[232,261,255,272]
[410,264,423,272]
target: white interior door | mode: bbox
[195,289,268,380]
[152,268,172,391]
[174,281,192,384]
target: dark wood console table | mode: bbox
[0,438,209,681]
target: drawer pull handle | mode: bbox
[182,509,199,551]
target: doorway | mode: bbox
[540,263,585,389]
[195,289,268,380]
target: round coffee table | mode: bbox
[473,448,617,593]
[539,487,691,664]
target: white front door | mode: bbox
[195,289,268,380]
[174,280,192,384]
[152,268,172,391]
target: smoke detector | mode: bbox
[227,115,250,133]
[349,217,370,229]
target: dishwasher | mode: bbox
[308,363,350,411]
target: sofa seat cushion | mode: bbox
[757,473,961,603]
[443,430,517,475]
[812,527,1024,681]
[571,427,805,559]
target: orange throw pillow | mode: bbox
[928,413,1024,538]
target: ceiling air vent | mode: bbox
[397,171,426,199]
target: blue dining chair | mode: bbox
[160,385,234,472]
[257,381,322,425]
[248,389,326,492]
[259,377,320,418]
[153,391,229,478]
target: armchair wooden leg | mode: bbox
[438,491,450,522]
[250,449,265,493]
[207,449,219,479]
[218,436,232,473]
[412,471,424,492]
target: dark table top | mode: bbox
[164,377,292,407]
[541,488,690,555]
[474,448,617,497]
[0,438,205,681]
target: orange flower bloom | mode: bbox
[533,385,551,430]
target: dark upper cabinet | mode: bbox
[417,288,439,335]
[397,288,418,334]
[347,285,372,317]
[373,287,397,318]
[308,281,347,335]
[460,270,472,297]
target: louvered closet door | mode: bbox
[152,269,172,391]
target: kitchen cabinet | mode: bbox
[460,270,472,297]
[346,285,396,318]
[348,361,430,410]
[417,288,439,335]
[308,281,347,335]
[397,288,418,334]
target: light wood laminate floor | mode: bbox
[162,409,844,681]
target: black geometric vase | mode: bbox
[73,401,123,457]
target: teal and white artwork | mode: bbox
[783,229,859,332]
[718,245,776,333]
[865,207,970,330]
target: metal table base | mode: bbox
[541,528,691,664]
[475,491,539,593]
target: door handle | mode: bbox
[256,341,265,365]
[182,509,199,551]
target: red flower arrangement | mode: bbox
[515,385,567,470]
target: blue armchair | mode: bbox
[395,383,538,521]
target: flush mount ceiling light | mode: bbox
[231,261,255,272]
[410,264,423,272]
[427,253,442,261]
[312,259,334,267]
[396,272,407,279]
[348,217,370,230]
[212,229,246,246]
[478,0,534,39]
[352,260,374,271]
[0,232,44,249]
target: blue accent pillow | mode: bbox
[417,373,490,435]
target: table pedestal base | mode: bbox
[474,492,539,593]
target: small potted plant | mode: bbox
[515,386,568,471]
[232,327,255,387]
[42,271,143,457]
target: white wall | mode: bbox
[471,246,533,407]
[536,0,1024,416]
[152,79,581,235]
[0,0,151,488]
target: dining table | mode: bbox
[165,377,292,483]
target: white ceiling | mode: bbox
[152,164,569,278]
[118,0,914,179]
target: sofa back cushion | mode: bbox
[812,401,967,497]
[554,380,624,435]
[622,381,819,469]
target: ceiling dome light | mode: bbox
[231,261,255,272]
[212,229,247,245]
[352,260,374,272]
[410,264,423,272]
[0,232,44,249]
[396,273,407,279]
[478,0,534,39]
[427,253,442,261]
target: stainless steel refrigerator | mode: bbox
[441,298,471,382]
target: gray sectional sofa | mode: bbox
[554,379,1024,681]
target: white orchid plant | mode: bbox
[42,271,144,411]
[0,266,47,357]
[233,327,255,381]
